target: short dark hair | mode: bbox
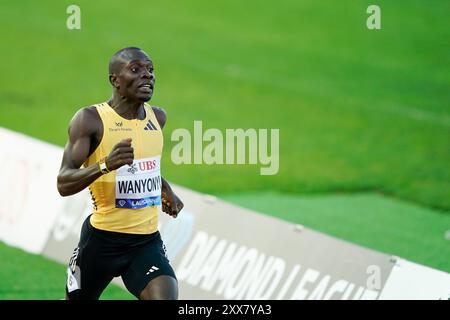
[109,47,149,74]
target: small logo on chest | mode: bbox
[144,119,158,131]
[109,123,132,132]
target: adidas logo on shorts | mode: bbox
[146,265,159,275]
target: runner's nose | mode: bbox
[142,69,154,80]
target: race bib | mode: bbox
[115,156,162,209]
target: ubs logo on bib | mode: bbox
[139,159,157,171]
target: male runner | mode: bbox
[57,47,183,300]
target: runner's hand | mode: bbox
[105,138,134,171]
[162,190,184,218]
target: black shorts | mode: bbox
[66,215,176,300]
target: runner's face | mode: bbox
[118,52,155,102]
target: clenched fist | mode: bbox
[105,138,134,171]
[162,190,184,218]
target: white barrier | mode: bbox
[1,127,449,299]
[0,128,62,253]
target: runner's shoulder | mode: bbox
[69,105,102,137]
[151,105,167,129]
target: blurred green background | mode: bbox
[0,0,448,299]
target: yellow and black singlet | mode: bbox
[83,102,163,234]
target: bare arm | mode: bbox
[161,177,172,191]
[57,107,134,196]
[153,106,184,217]
[57,108,103,196]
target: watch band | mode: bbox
[98,157,110,175]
